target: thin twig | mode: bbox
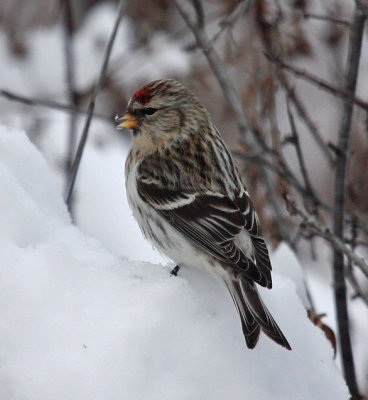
[347,219,358,294]
[193,1,250,49]
[285,99,317,198]
[356,0,368,14]
[344,239,368,248]
[346,217,368,306]
[259,162,292,245]
[302,12,351,27]
[303,278,316,312]
[332,7,365,398]
[65,0,128,206]
[172,0,250,137]
[234,147,368,237]
[61,0,78,212]
[254,3,334,165]
[279,76,334,165]
[267,54,368,113]
[0,89,110,121]
[346,269,368,307]
[233,150,324,209]
[282,195,368,280]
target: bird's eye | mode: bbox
[144,108,157,115]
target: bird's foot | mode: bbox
[170,265,180,276]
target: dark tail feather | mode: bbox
[226,278,291,350]
[226,280,260,349]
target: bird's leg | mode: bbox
[170,265,181,276]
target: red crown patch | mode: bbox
[132,85,152,104]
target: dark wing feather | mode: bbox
[235,192,273,287]
[137,178,269,287]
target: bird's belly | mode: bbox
[129,204,254,283]
[127,194,218,274]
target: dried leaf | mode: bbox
[307,310,337,358]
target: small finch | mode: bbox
[117,79,291,350]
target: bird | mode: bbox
[117,79,291,350]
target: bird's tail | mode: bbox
[225,277,291,350]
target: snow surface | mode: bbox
[0,124,349,399]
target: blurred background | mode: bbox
[0,0,367,396]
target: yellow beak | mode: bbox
[116,113,139,129]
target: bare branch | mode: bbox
[302,12,351,27]
[0,89,109,122]
[65,0,128,207]
[234,150,326,211]
[344,239,368,248]
[193,1,250,49]
[346,269,368,307]
[278,75,334,165]
[61,0,78,213]
[355,0,368,14]
[254,4,334,165]
[283,195,368,280]
[332,7,366,398]
[191,0,204,28]
[172,0,251,139]
[267,54,368,113]
[259,162,293,245]
[285,99,317,199]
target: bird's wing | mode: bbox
[137,177,271,287]
[233,192,273,287]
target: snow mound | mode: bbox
[0,125,348,399]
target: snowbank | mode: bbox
[0,125,349,399]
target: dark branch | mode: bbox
[285,99,317,199]
[282,194,368,280]
[278,74,334,165]
[302,12,351,27]
[254,4,334,165]
[267,54,368,113]
[190,1,250,50]
[65,0,128,206]
[233,150,324,209]
[61,0,78,213]
[0,89,110,122]
[172,0,251,138]
[332,7,365,399]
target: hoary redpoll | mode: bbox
[117,79,291,350]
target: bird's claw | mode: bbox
[170,265,180,276]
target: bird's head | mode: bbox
[116,79,209,151]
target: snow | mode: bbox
[74,125,165,264]
[0,124,349,399]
